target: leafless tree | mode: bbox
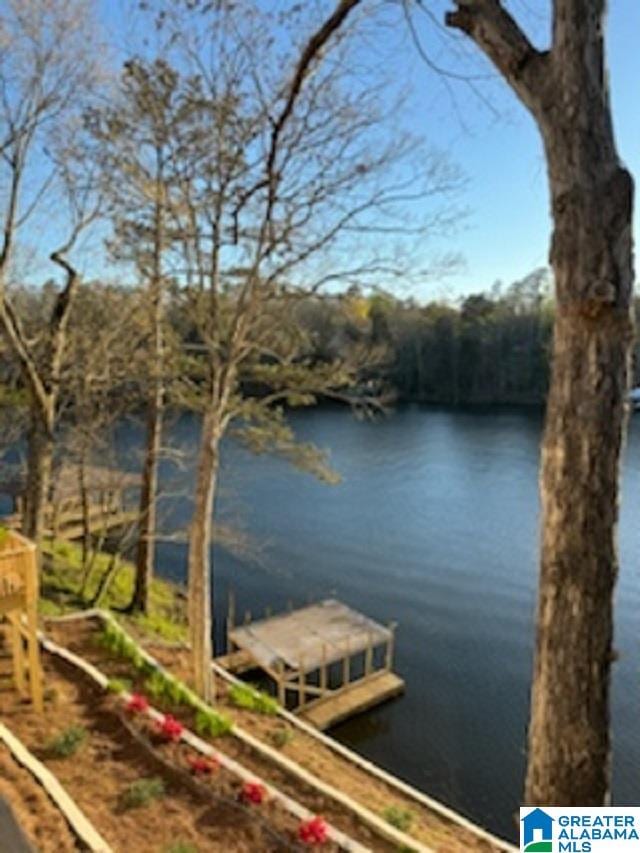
[0,0,104,546]
[141,0,462,699]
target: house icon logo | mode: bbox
[521,808,554,852]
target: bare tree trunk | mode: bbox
[132,386,163,613]
[79,454,91,572]
[187,407,220,702]
[21,412,53,547]
[445,0,635,805]
[131,158,165,615]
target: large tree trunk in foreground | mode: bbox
[446,0,635,804]
[526,143,634,807]
[187,408,220,702]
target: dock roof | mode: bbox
[228,599,392,672]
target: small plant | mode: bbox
[144,669,190,706]
[270,727,294,749]
[43,687,58,704]
[156,713,184,742]
[229,682,279,715]
[194,708,232,738]
[382,805,414,832]
[187,754,219,776]
[164,843,198,853]
[125,693,149,714]
[45,726,87,759]
[98,623,145,670]
[239,780,266,805]
[120,777,165,810]
[298,816,329,846]
[0,526,9,549]
[106,678,131,695]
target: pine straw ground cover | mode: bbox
[47,617,508,853]
[0,634,343,853]
[0,743,81,852]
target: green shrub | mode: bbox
[45,726,87,759]
[382,805,413,832]
[0,526,9,549]
[106,678,131,694]
[120,777,165,810]
[98,623,146,670]
[270,727,294,748]
[194,708,232,738]
[229,682,278,716]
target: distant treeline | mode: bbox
[332,269,555,405]
[3,267,640,414]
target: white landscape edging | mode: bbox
[39,621,372,853]
[0,721,113,853]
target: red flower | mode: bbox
[240,780,266,805]
[187,754,219,775]
[157,714,184,742]
[298,816,329,846]
[125,693,149,714]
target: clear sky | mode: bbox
[97,1,640,300]
[395,0,640,297]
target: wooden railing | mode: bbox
[0,531,43,711]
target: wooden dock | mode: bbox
[1,464,140,541]
[222,598,404,728]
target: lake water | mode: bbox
[122,406,639,842]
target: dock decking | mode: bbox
[222,598,404,728]
[301,670,405,730]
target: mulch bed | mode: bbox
[0,631,340,853]
[0,743,80,852]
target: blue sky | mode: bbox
[397,0,640,296]
[97,1,640,300]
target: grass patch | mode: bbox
[45,726,87,759]
[164,843,199,853]
[382,805,414,832]
[228,682,279,716]
[119,777,165,810]
[40,539,187,642]
[270,727,294,748]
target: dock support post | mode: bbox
[320,644,328,694]
[385,621,396,672]
[342,638,351,686]
[298,656,306,709]
[226,589,235,655]
[365,631,373,676]
[244,609,251,625]
[276,660,285,706]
